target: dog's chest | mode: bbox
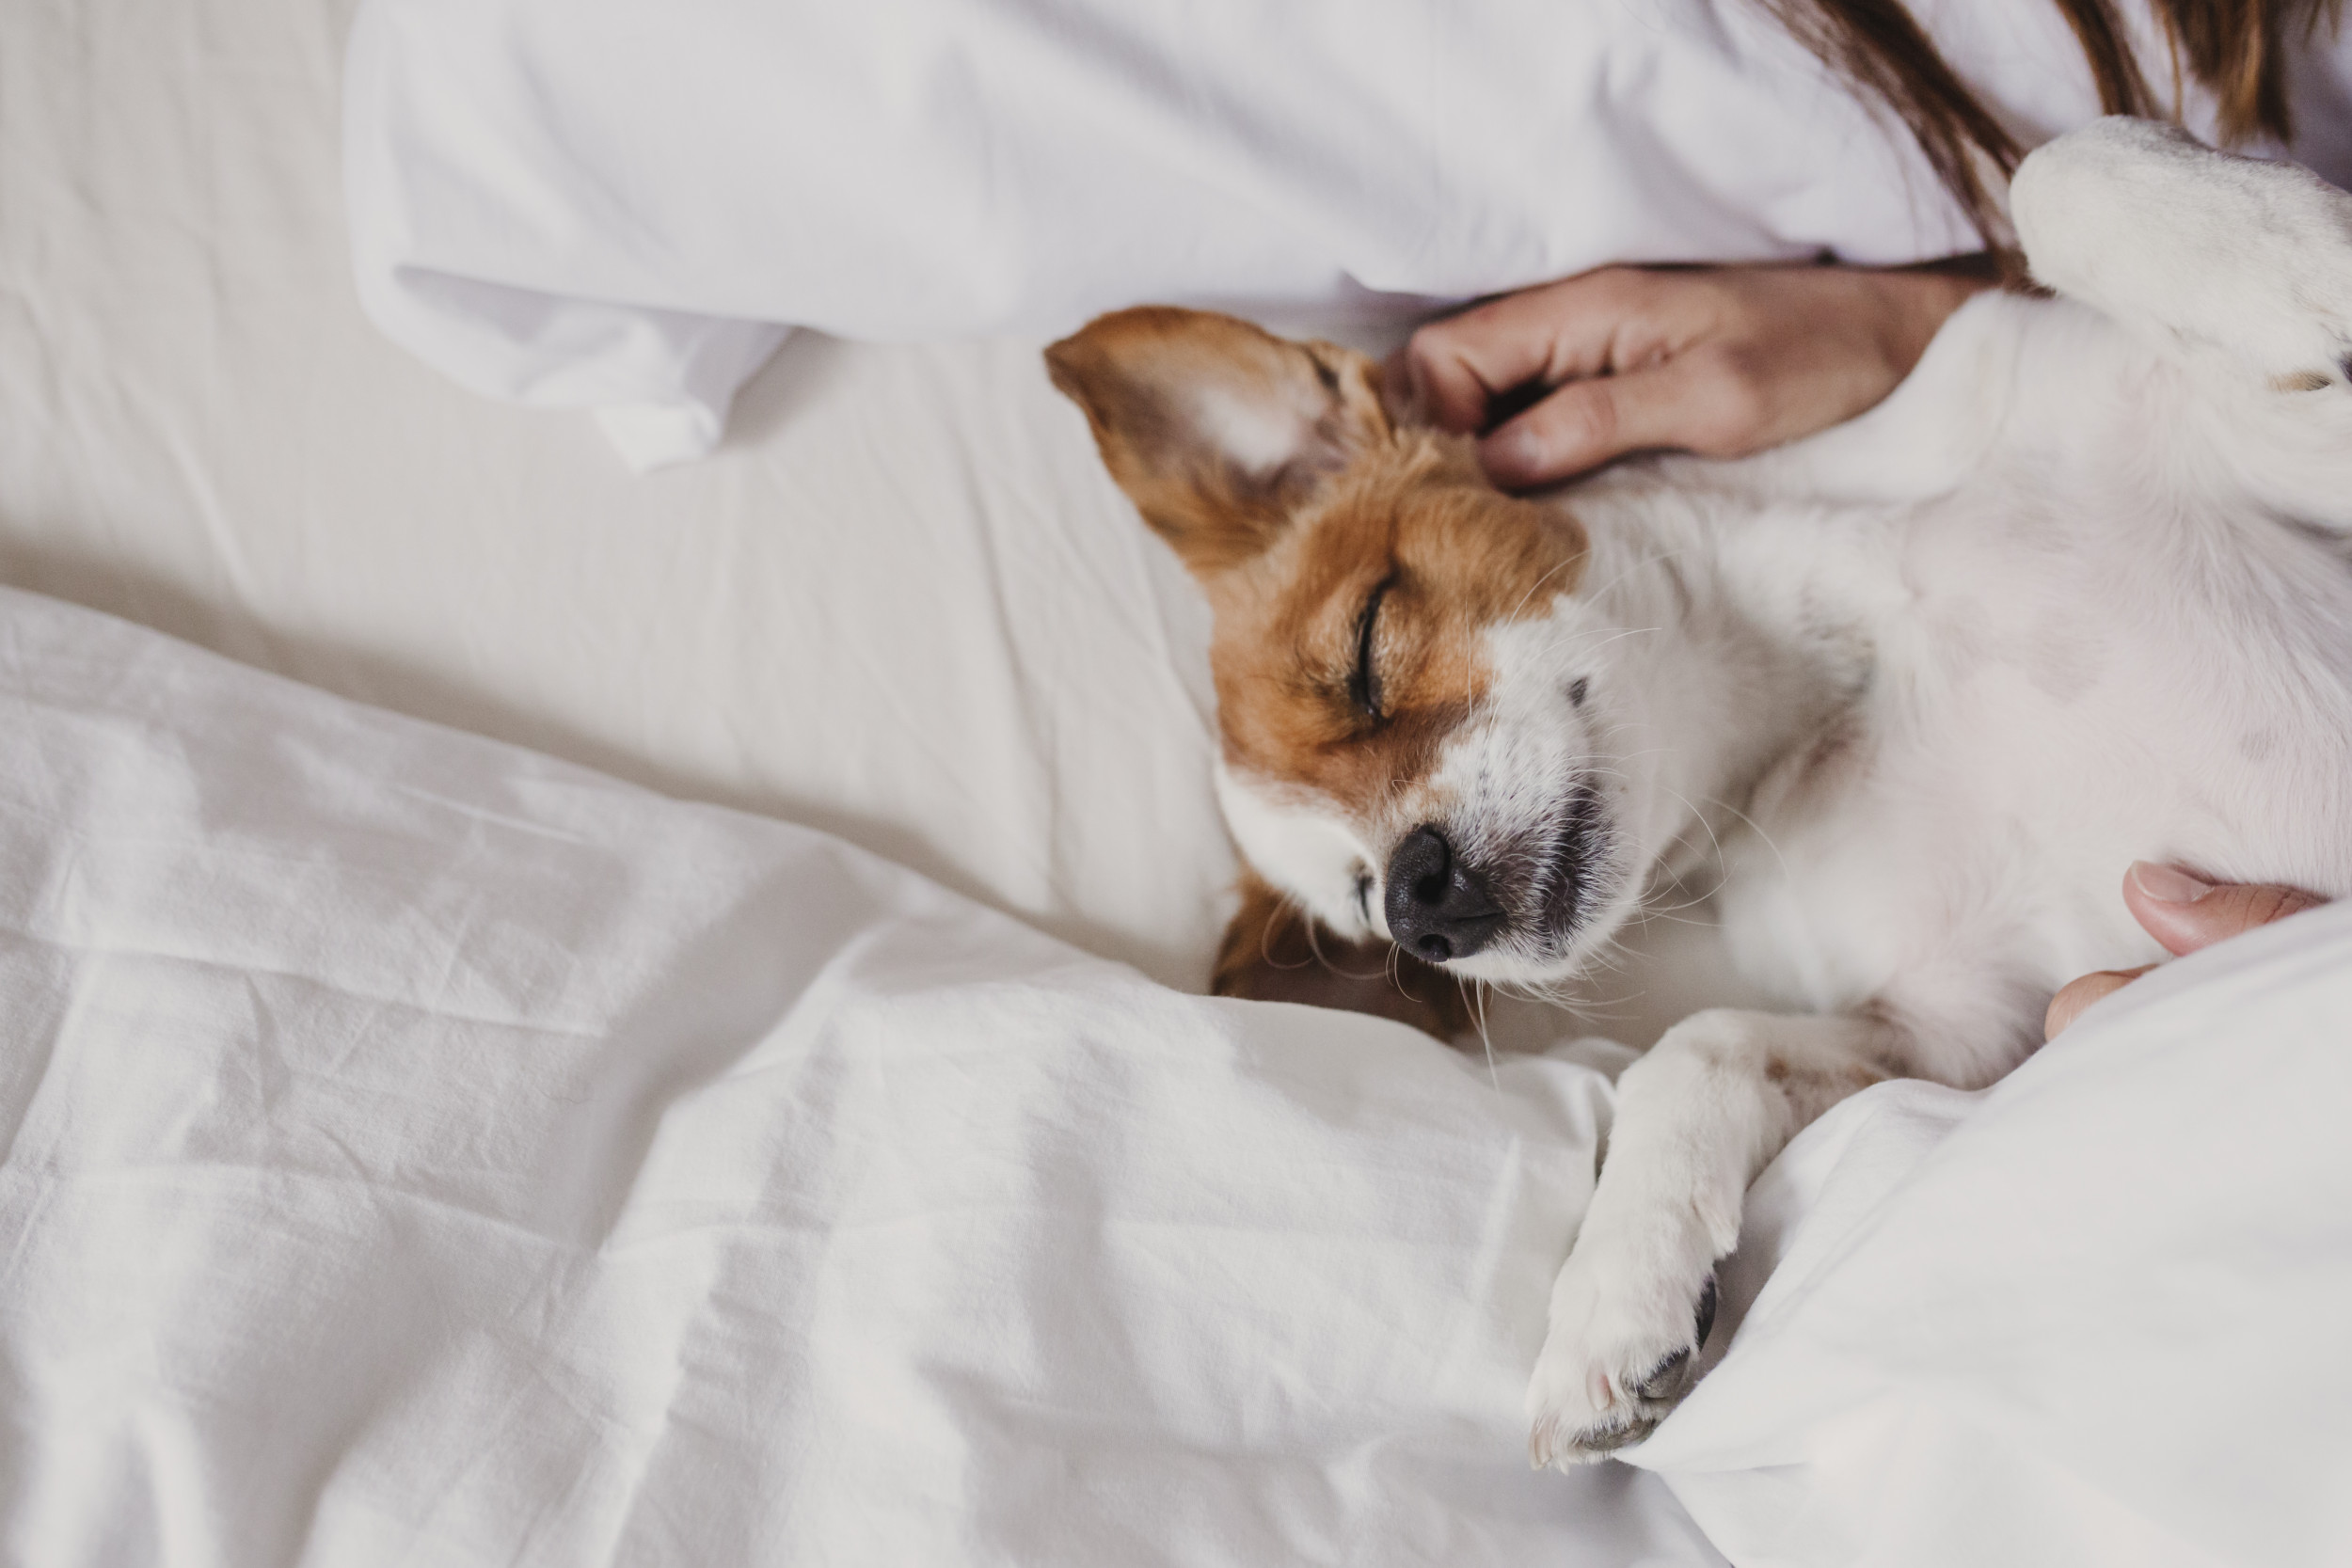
[1704,489,2352,1034]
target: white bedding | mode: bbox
[0,583,1726,1566]
[7,576,2351,1568]
[9,1,2352,1562]
[1646,910,2352,1565]
[342,0,2352,467]
[0,11,1730,1556]
[342,0,1994,467]
[0,0,1743,1053]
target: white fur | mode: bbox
[1216,120,2352,1464]
[1215,761,1384,942]
[1193,385,1313,478]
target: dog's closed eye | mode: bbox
[1347,575,1395,721]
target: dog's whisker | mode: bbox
[1470,979,1502,1090]
[1703,793,1791,881]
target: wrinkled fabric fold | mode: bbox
[0,584,1724,1567]
[1637,900,2352,1567]
[340,0,1995,465]
[342,0,2352,467]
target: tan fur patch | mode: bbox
[1202,436,1587,815]
[1050,307,1591,1021]
[1045,307,1394,575]
[1049,305,1589,819]
[1763,1049,1886,1118]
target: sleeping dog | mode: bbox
[1045,119,2352,1467]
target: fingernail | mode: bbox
[2130,862,2213,904]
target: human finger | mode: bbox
[1391,270,1677,436]
[2122,862,2327,958]
[1477,352,1761,486]
[2044,964,2158,1039]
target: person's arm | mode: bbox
[1385,260,1995,488]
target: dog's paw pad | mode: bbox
[1525,1268,1720,1470]
[1629,1343,1692,1402]
[1629,1273,1718,1401]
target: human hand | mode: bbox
[1384,261,1993,489]
[2043,863,2328,1039]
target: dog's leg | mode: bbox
[2013,119,2352,530]
[2014,118,2352,391]
[1525,1007,1897,1467]
[1213,868,1471,1040]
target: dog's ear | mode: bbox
[1046,308,1392,578]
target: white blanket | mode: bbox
[0,585,1724,1566]
[7,584,2352,1567]
[1645,908,2352,1566]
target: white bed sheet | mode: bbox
[15,3,2352,1563]
[0,1,1736,1560]
[0,0,1227,989]
[0,0,1753,1050]
[0,581,1729,1567]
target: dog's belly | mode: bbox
[1710,494,2352,1083]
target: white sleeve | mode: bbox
[342,0,1998,467]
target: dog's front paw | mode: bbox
[1525,1248,1719,1469]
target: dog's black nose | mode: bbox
[1384,825,1504,963]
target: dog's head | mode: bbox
[1049,307,1661,990]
